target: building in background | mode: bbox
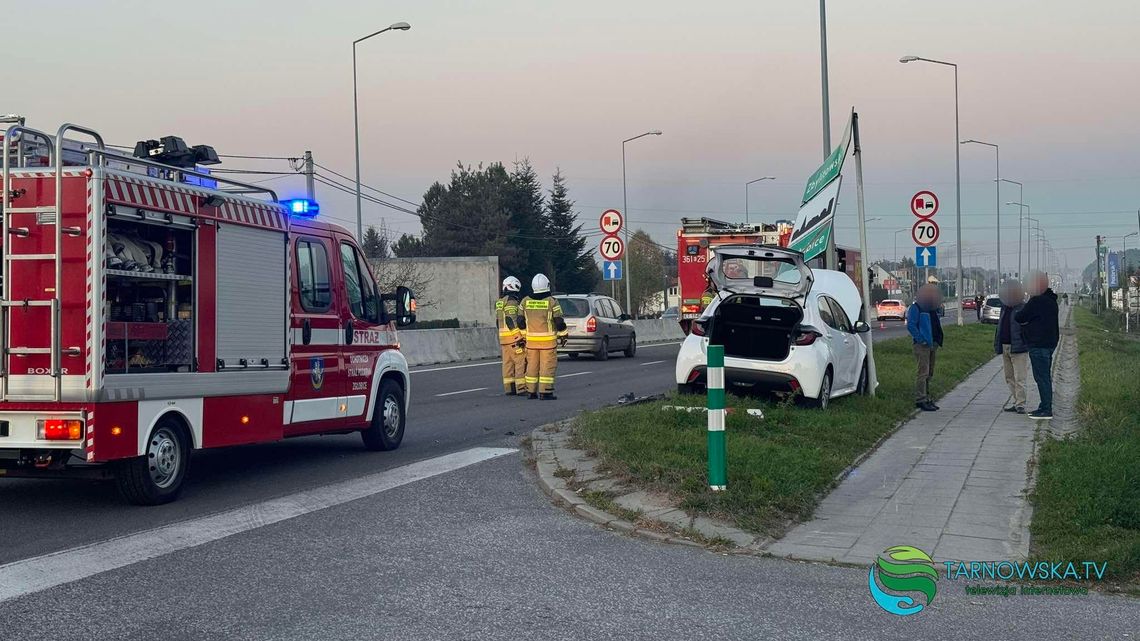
[373,256,500,326]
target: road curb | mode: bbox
[526,420,767,555]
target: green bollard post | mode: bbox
[706,344,726,491]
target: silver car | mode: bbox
[556,294,636,361]
[980,296,1002,324]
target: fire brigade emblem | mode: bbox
[310,357,325,390]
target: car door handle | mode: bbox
[344,319,354,346]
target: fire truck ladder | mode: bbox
[0,123,105,402]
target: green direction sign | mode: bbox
[801,118,853,204]
[789,221,833,262]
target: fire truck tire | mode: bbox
[362,378,405,451]
[115,419,190,506]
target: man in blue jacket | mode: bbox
[995,280,1028,413]
[907,284,944,411]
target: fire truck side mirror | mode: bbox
[395,286,416,327]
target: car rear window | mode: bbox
[557,297,591,318]
[986,298,1002,307]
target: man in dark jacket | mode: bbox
[974,293,984,320]
[994,281,1028,413]
[907,284,944,411]
[1014,272,1059,419]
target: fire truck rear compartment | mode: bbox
[708,295,802,361]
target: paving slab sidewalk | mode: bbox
[768,353,1046,566]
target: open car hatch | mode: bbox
[707,245,813,299]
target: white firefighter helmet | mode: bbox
[502,276,522,292]
[531,273,551,294]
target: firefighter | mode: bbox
[518,273,568,400]
[699,268,717,311]
[495,276,527,395]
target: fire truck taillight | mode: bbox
[585,316,597,333]
[38,419,83,441]
[681,304,701,314]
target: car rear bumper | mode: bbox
[557,335,603,353]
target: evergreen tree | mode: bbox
[543,169,596,294]
[361,225,388,260]
[391,233,426,257]
[505,159,548,282]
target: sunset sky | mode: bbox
[7,0,1138,276]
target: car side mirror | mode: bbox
[395,286,416,327]
[619,313,631,321]
[853,321,871,334]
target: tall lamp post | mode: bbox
[961,139,1000,283]
[745,176,775,225]
[352,21,411,241]
[1026,217,1041,274]
[1007,201,1031,279]
[999,180,1023,277]
[622,130,662,317]
[819,0,831,157]
[900,55,963,325]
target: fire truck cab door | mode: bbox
[286,234,347,435]
[333,235,392,429]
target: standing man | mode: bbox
[995,280,1028,413]
[1015,272,1059,420]
[907,284,944,412]
[519,274,568,400]
[495,276,526,396]
[974,292,984,320]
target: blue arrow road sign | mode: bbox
[603,260,623,281]
[915,246,937,267]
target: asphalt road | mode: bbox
[3,307,1074,641]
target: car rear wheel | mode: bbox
[116,419,190,506]
[808,371,832,409]
[567,352,579,360]
[623,334,637,358]
[595,337,609,361]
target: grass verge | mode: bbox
[1031,307,1140,584]
[573,324,994,537]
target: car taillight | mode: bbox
[585,316,597,333]
[691,320,707,336]
[794,330,821,346]
[38,419,83,441]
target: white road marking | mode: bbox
[641,360,667,366]
[559,371,591,378]
[641,341,682,348]
[0,447,516,604]
[434,387,488,397]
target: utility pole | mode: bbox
[819,0,831,158]
[303,150,315,200]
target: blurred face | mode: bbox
[723,260,747,279]
[1001,282,1024,306]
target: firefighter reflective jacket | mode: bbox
[519,294,567,350]
[495,294,522,346]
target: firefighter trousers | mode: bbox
[525,348,557,394]
[500,345,527,393]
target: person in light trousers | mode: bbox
[907,284,944,411]
[994,280,1028,413]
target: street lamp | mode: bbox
[1026,217,1041,275]
[352,21,411,241]
[999,180,1023,277]
[961,139,1000,283]
[1007,201,1030,279]
[622,130,662,318]
[744,176,775,225]
[901,54,963,325]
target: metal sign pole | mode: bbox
[853,112,876,395]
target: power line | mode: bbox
[312,162,421,207]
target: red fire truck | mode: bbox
[0,119,416,504]
[676,218,785,332]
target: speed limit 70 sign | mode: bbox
[599,234,625,260]
[912,218,939,247]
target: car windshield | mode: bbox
[557,297,591,318]
[719,257,802,288]
[985,297,1002,307]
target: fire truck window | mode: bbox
[353,248,381,323]
[297,240,332,312]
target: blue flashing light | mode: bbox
[282,198,319,217]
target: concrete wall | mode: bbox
[398,319,685,367]
[378,256,499,326]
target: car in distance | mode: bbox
[962,297,978,310]
[555,294,636,361]
[662,306,680,321]
[875,299,906,321]
[980,296,1002,324]
[675,245,871,409]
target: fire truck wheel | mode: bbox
[115,419,190,506]
[362,379,405,451]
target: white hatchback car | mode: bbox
[674,245,871,408]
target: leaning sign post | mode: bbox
[706,344,727,491]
